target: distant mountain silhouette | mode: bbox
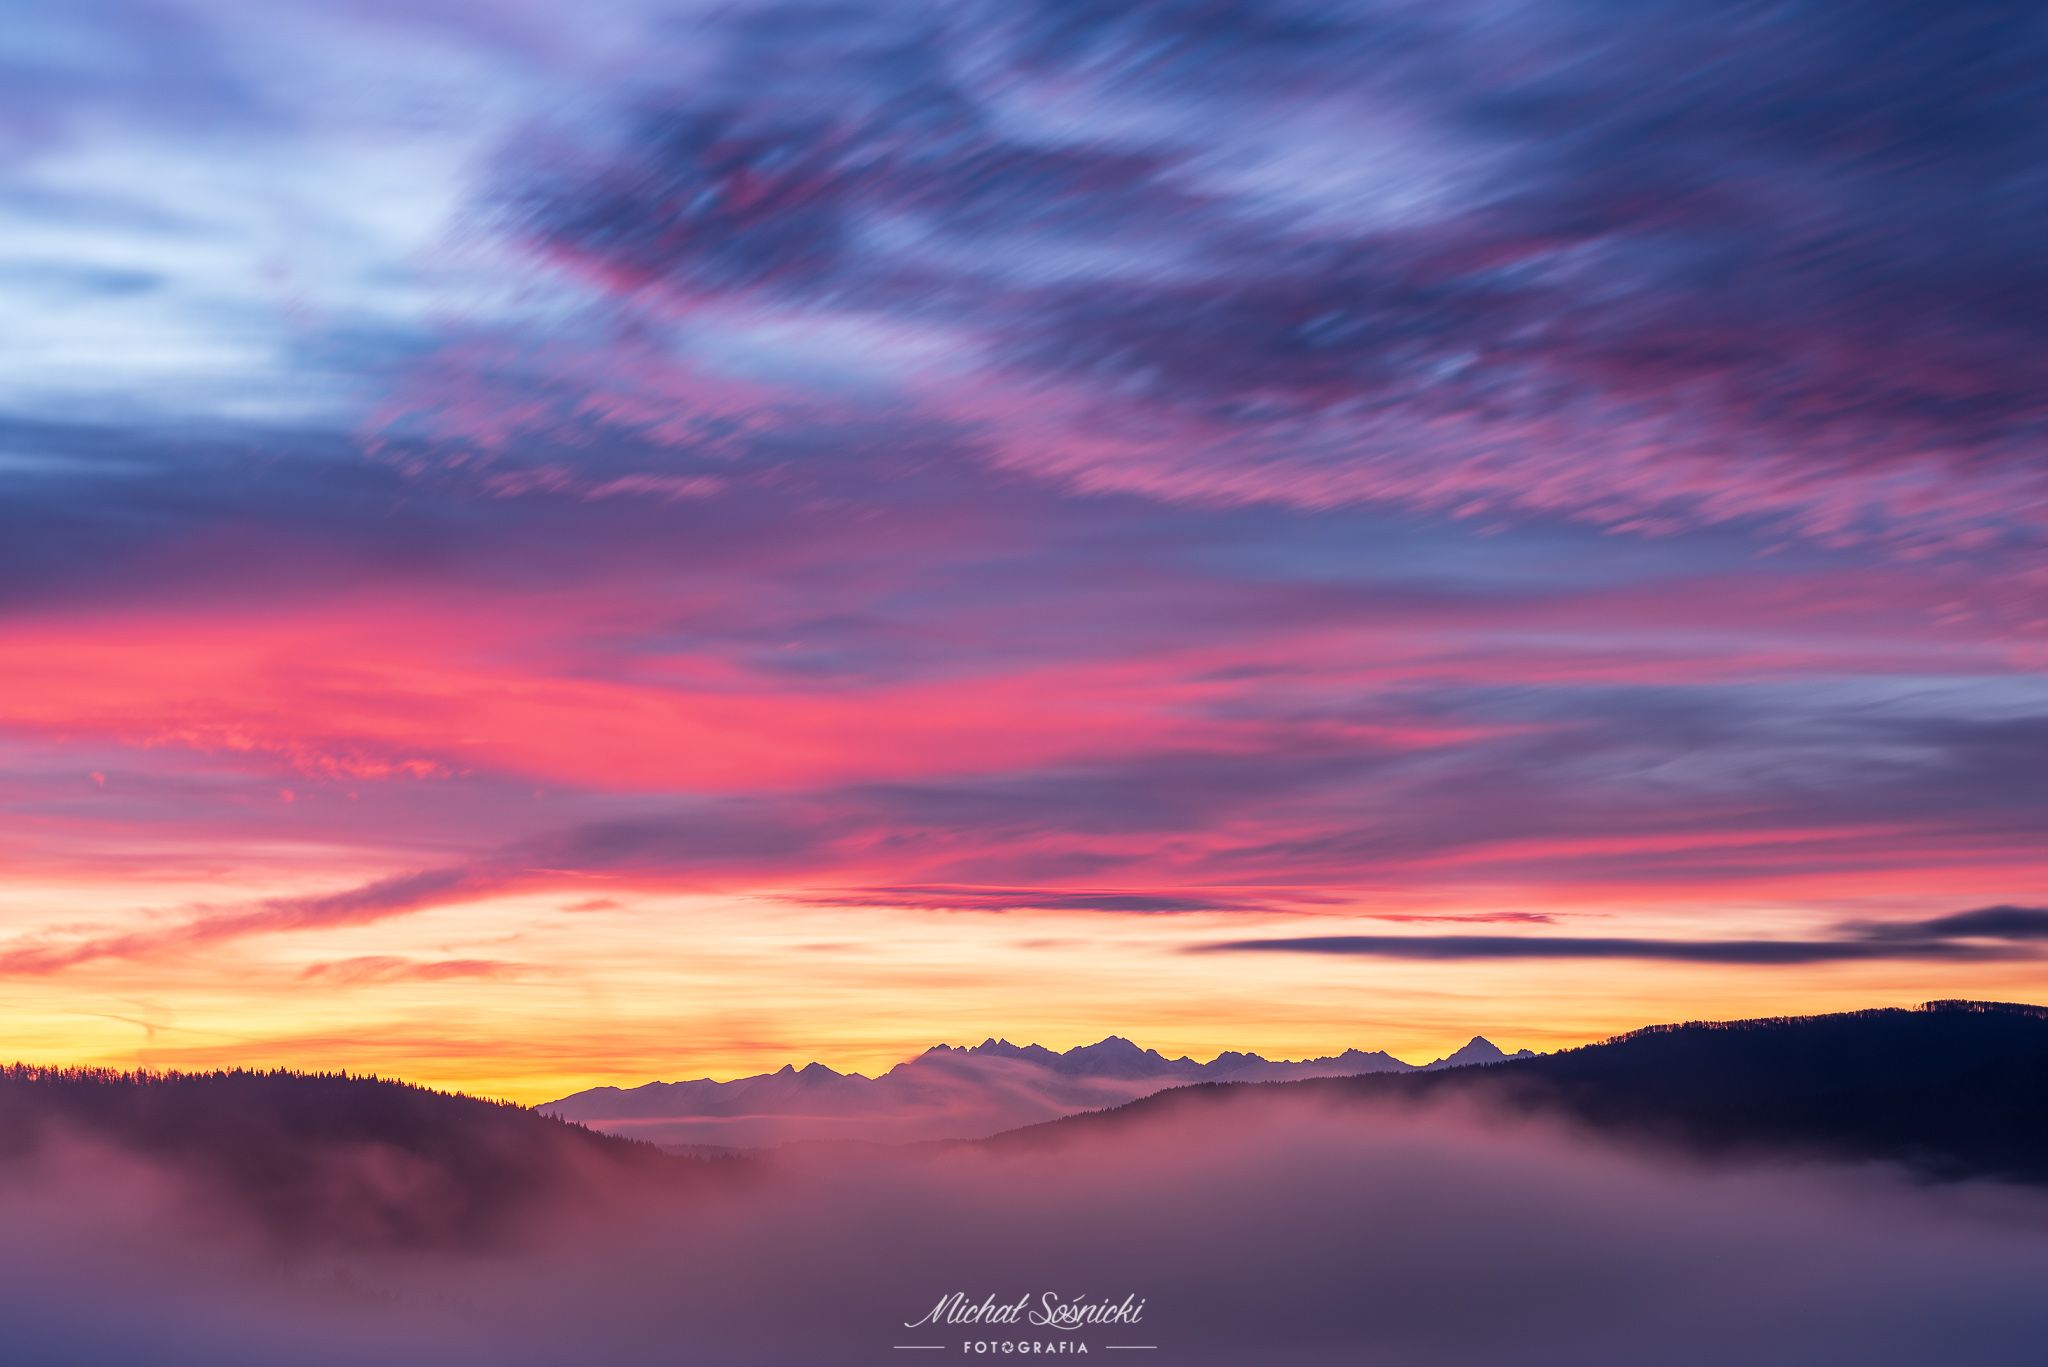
[544,1033,1529,1146]
[991,1001,2048,1184]
[1423,1035,1534,1069]
[0,1065,679,1247]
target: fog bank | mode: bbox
[5,1093,2047,1364]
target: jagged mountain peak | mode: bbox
[1424,1036,1537,1070]
[1067,1036,1148,1056]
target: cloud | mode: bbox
[0,867,504,976]
[7,683,2043,978]
[1192,934,2020,965]
[779,885,1272,914]
[297,956,521,986]
[506,0,2048,551]
[1195,905,2048,964]
[1,0,2042,1083]
[1888,905,2048,941]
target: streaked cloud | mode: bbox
[0,0,2042,1086]
[1196,906,2048,964]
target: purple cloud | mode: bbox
[505,0,2048,551]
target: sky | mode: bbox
[2,0,2044,1102]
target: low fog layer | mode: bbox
[5,1092,2047,1365]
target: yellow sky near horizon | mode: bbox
[4,886,2043,1105]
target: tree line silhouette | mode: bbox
[0,1062,697,1248]
[1002,1001,2048,1185]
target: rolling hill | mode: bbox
[0,1064,684,1247]
[992,1000,2048,1183]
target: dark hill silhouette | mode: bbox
[0,1065,686,1248]
[987,1001,2048,1184]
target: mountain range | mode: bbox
[3,999,2045,1257]
[542,1032,1533,1147]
